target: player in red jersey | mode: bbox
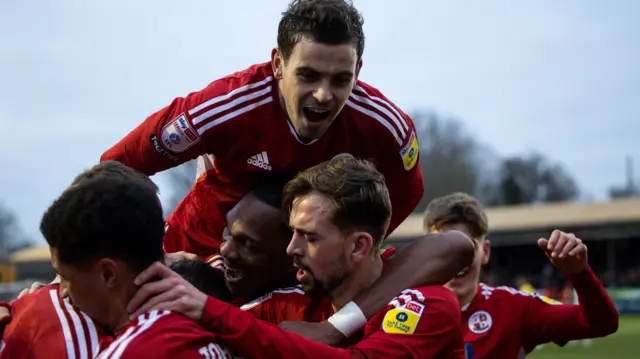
[0,284,107,359]
[101,0,424,256]
[39,161,232,359]
[200,177,472,311]
[128,158,466,358]
[423,193,619,358]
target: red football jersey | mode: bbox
[0,284,108,359]
[96,309,232,359]
[241,248,398,325]
[198,249,465,358]
[241,285,333,325]
[101,62,424,256]
[200,286,465,359]
[461,266,618,358]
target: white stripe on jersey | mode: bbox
[49,290,82,359]
[192,85,272,127]
[349,92,407,139]
[353,84,409,131]
[196,96,273,136]
[346,99,403,145]
[98,310,170,359]
[188,76,273,117]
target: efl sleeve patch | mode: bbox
[536,294,562,305]
[399,131,419,170]
[160,113,201,153]
[382,301,425,335]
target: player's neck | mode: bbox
[112,282,143,335]
[330,255,383,311]
[458,284,479,308]
[277,86,314,144]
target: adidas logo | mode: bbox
[247,151,272,171]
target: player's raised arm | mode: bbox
[101,71,272,176]
[520,231,619,349]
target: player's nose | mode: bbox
[286,234,304,257]
[220,238,239,259]
[313,84,333,104]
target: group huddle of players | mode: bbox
[0,0,620,358]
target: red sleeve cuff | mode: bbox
[199,295,230,331]
[567,265,596,282]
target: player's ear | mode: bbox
[481,239,491,265]
[350,231,374,263]
[96,258,121,289]
[355,59,363,79]
[271,48,283,79]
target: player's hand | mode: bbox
[17,281,47,299]
[164,251,200,266]
[0,306,10,337]
[538,230,588,274]
[279,320,346,346]
[127,261,208,321]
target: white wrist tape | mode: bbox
[327,301,367,338]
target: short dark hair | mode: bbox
[251,174,294,210]
[283,158,390,246]
[423,192,489,240]
[70,161,158,193]
[278,0,365,61]
[40,163,164,274]
[169,260,230,301]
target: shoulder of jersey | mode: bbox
[479,283,562,305]
[97,310,182,358]
[186,61,276,139]
[239,285,308,311]
[345,80,414,147]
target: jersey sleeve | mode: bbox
[352,287,464,358]
[351,82,424,236]
[519,266,619,351]
[100,72,270,176]
[98,311,225,359]
[201,296,368,359]
[199,287,463,359]
[240,287,311,325]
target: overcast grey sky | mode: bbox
[1,0,638,242]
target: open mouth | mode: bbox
[303,106,331,123]
[224,267,246,283]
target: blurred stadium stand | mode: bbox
[387,197,640,314]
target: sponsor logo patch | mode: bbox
[399,131,419,170]
[382,301,425,335]
[468,310,492,334]
[150,135,179,162]
[160,113,200,153]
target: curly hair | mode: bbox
[40,162,164,273]
[278,0,365,61]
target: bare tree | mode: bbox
[0,203,30,259]
[163,159,198,216]
[486,153,579,206]
[412,111,499,212]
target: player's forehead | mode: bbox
[289,193,334,229]
[227,195,284,240]
[289,37,358,76]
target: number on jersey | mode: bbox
[199,342,230,358]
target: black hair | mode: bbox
[278,0,365,61]
[251,174,295,210]
[40,163,164,274]
[169,260,231,301]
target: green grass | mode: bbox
[529,316,640,359]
